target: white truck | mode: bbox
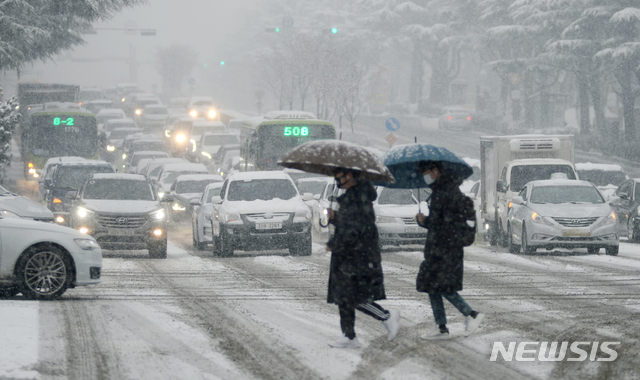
[480,135,578,246]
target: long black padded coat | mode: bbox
[326,180,386,306]
[416,172,466,294]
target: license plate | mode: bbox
[255,222,282,230]
[404,226,423,233]
[563,229,591,237]
[109,229,135,236]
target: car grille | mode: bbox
[401,217,418,225]
[245,212,290,220]
[96,214,148,228]
[551,217,599,227]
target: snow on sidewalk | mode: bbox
[0,301,40,379]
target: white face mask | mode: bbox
[423,174,435,185]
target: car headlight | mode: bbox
[295,208,311,220]
[224,212,241,223]
[175,133,186,143]
[158,191,166,199]
[122,153,127,160]
[599,212,617,226]
[76,207,94,218]
[376,215,397,223]
[165,130,171,137]
[135,109,142,115]
[106,145,115,152]
[172,203,186,211]
[150,209,166,220]
[74,238,99,250]
[208,109,217,118]
[189,110,198,118]
[201,151,212,160]
[0,210,21,219]
[531,212,554,226]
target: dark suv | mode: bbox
[69,173,173,258]
[45,160,115,225]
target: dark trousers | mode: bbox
[338,302,390,339]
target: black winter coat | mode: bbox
[326,181,386,306]
[416,174,466,294]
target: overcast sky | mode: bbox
[9,0,262,107]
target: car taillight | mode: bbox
[447,116,452,120]
[467,116,472,120]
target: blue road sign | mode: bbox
[282,17,294,28]
[386,117,400,132]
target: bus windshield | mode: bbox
[29,114,98,158]
[256,123,335,169]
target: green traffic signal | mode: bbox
[331,28,337,34]
[220,61,225,66]
[276,27,280,32]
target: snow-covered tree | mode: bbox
[0,90,20,182]
[156,44,198,98]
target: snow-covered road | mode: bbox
[2,222,639,380]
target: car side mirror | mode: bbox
[313,194,320,200]
[511,195,525,206]
[161,194,174,203]
[496,180,508,193]
[211,196,223,204]
[190,198,201,206]
[619,192,629,200]
[65,191,78,200]
[302,192,314,201]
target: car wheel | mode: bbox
[522,225,536,255]
[219,230,234,257]
[148,237,168,259]
[489,222,498,246]
[628,221,639,243]
[605,245,619,256]
[289,233,312,256]
[507,223,520,254]
[498,220,507,247]
[587,247,600,254]
[211,236,220,256]
[16,244,72,300]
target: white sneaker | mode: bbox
[382,310,400,341]
[465,313,485,336]
[328,335,362,348]
[420,326,451,340]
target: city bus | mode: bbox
[21,103,99,179]
[240,111,336,171]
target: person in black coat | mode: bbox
[416,160,484,339]
[325,168,400,348]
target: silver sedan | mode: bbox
[507,179,618,255]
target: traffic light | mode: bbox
[265,27,281,33]
[331,28,338,34]
[220,61,225,66]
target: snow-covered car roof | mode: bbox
[228,171,292,181]
[106,118,137,125]
[528,179,594,188]
[130,150,170,157]
[296,176,331,183]
[511,158,575,165]
[462,157,481,168]
[575,162,624,172]
[96,108,126,116]
[91,173,147,181]
[175,174,223,182]
[193,120,224,127]
[57,160,112,168]
[160,163,208,172]
[44,156,86,167]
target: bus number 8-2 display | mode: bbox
[53,117,75,126]
[283,126,309,137]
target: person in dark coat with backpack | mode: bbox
[415,160,484,339]
[325,168,400,348]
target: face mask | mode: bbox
[423,174,435,185]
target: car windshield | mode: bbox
[205,187,222,203]
[83,179,154,200]
[192,100,214,107]
[510,165,577,192]
[55,166,114,189]
[378,188,418,205]
[162,171,206,184]
[577,170,627,187]
[203,135,239,146]
[136,98,159,107]
[145,107,168,115]
[97,114,123,124]
[105,122,136,132]
[176,180,217,194]
[109,130,138,140]
[131,153,168,166]
[227,179,297,201]
[132,141,167,152]
[296,181,326,195]
[530,185,604,204]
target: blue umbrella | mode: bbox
[379,143,473,189]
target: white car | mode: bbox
[507,179,619,255]
[0,216,102,299]
[374,187,429,249]
[169,174,223,219]
[210,171,314,257]
[188,96,218,120]
[575,162,628,200]
[191,182,224,250]
[196,132,240,162]
[140,104,169,128]
[155,162,209,196]
[0,185,54,222]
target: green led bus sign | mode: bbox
[283,126,309,136]
[53,117,74,126]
